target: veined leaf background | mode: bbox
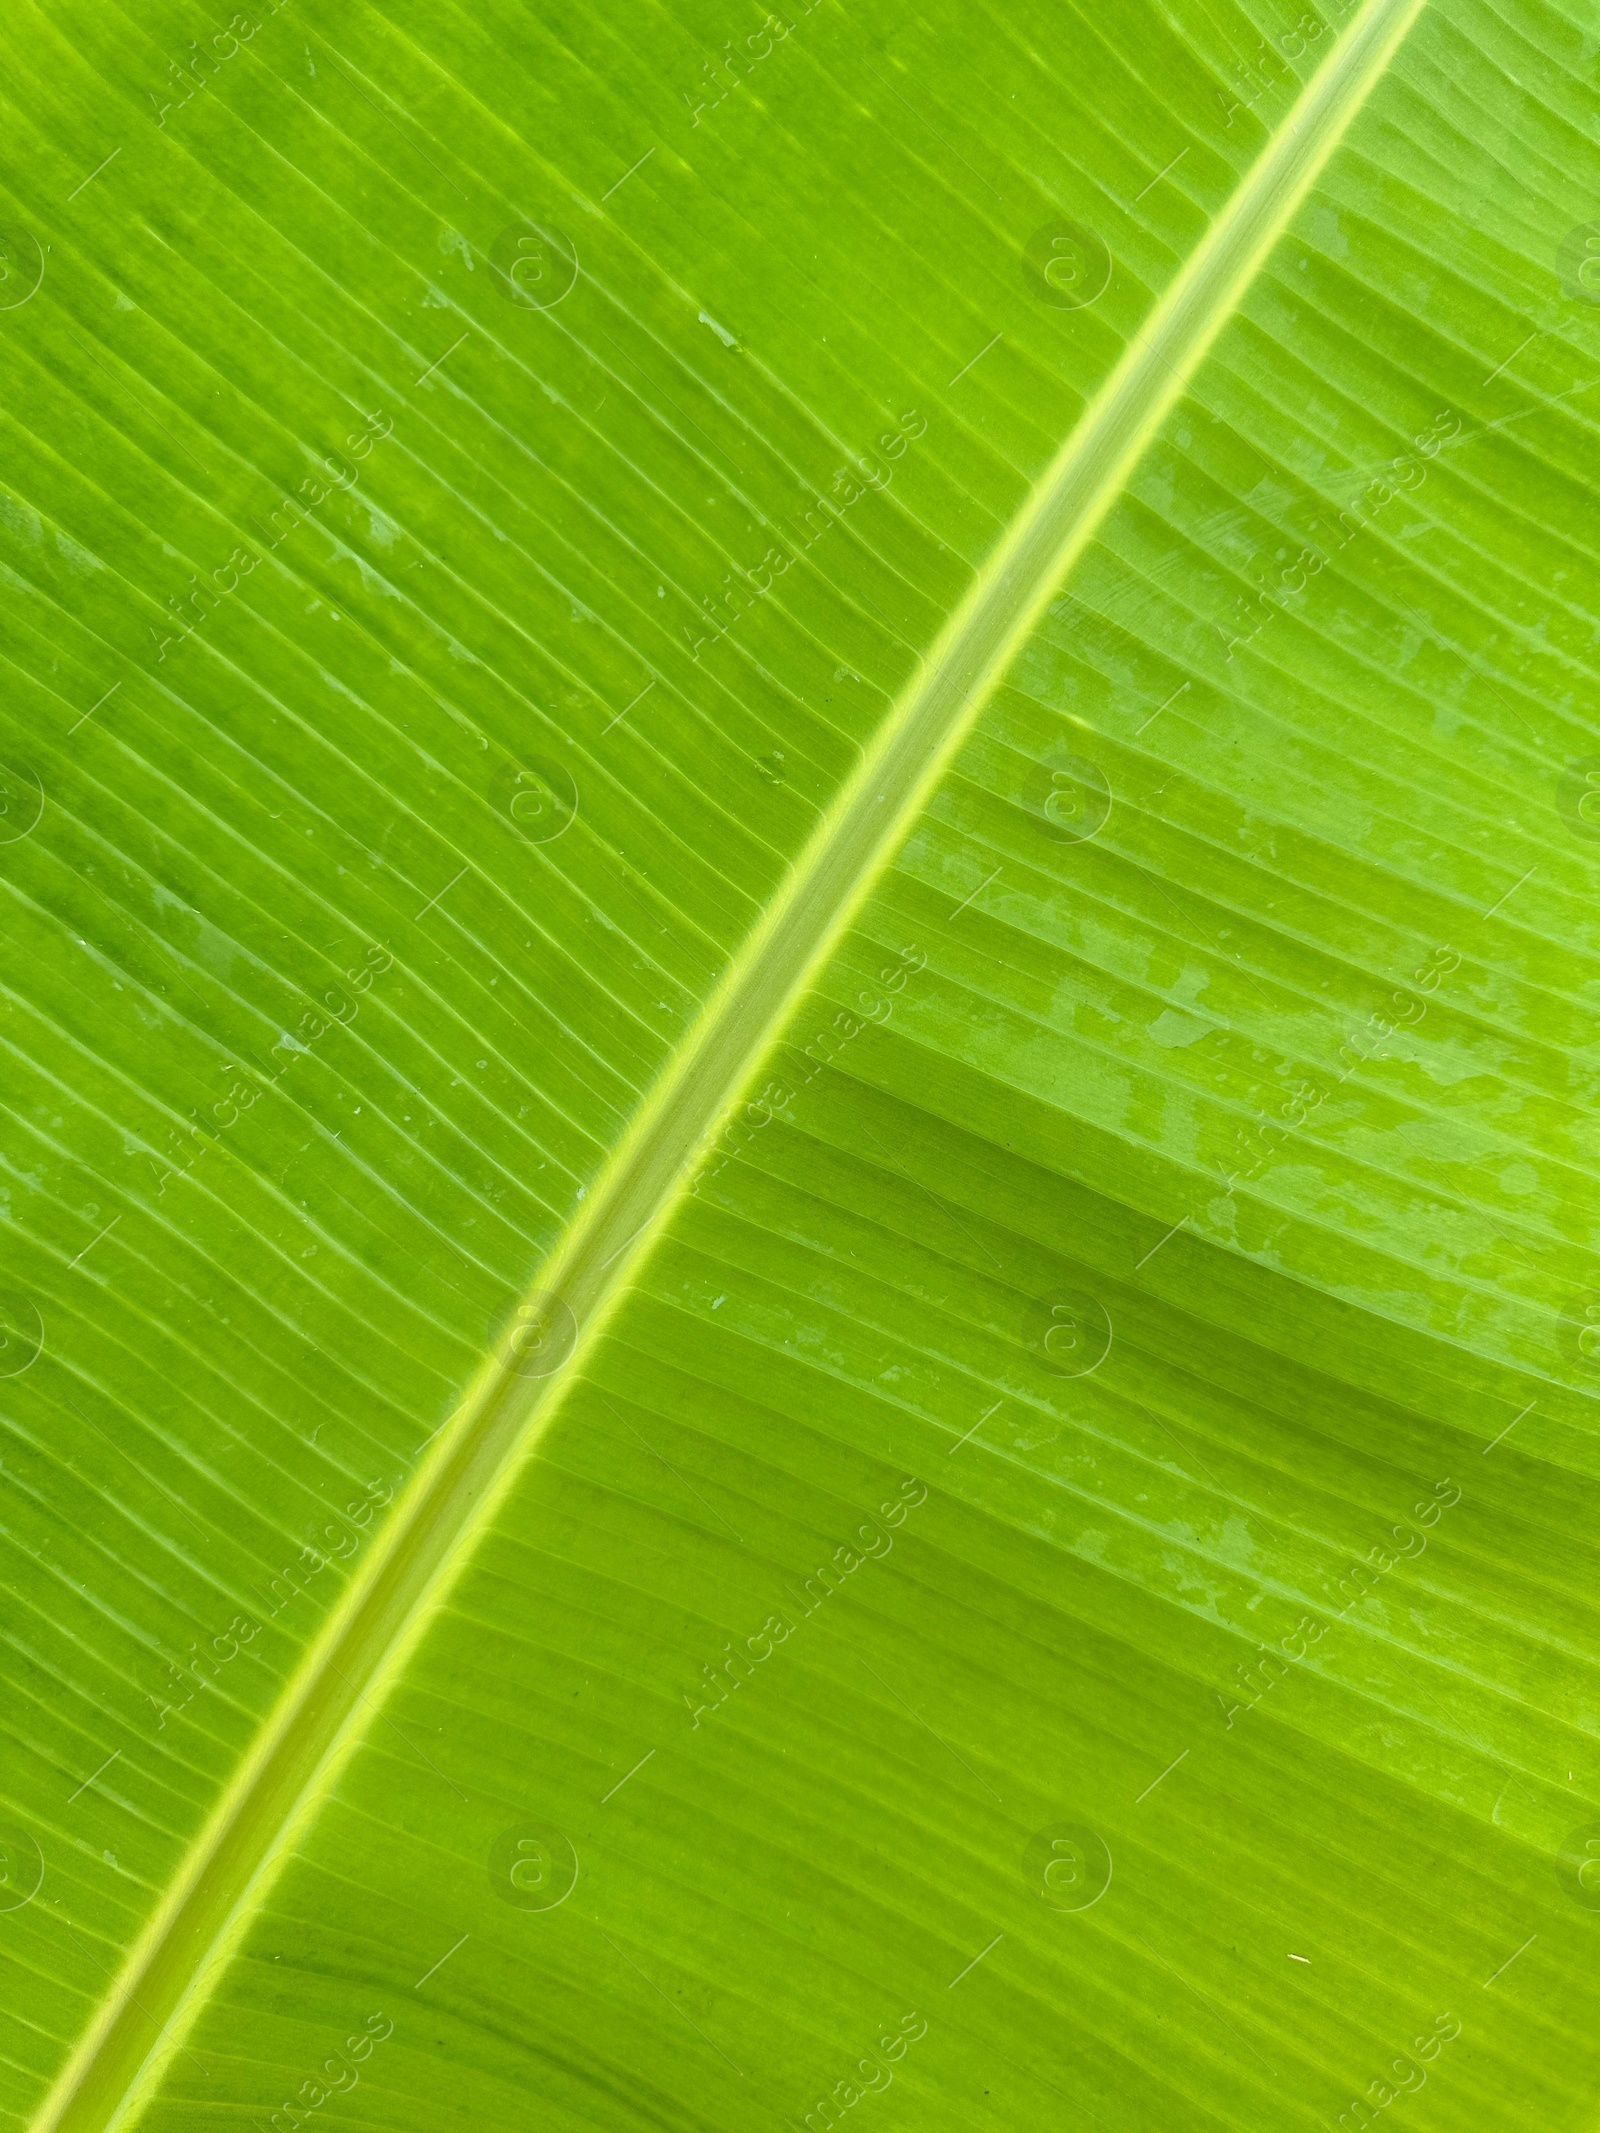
[1,0,1599,2125]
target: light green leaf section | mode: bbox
[3,0,1599,2128]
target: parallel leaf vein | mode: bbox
[33,0,1429,2122]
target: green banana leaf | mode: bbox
[3,0,1598,2124]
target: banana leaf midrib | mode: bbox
[32,0,1441,2123]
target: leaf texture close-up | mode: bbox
[2,0,1599,2126]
